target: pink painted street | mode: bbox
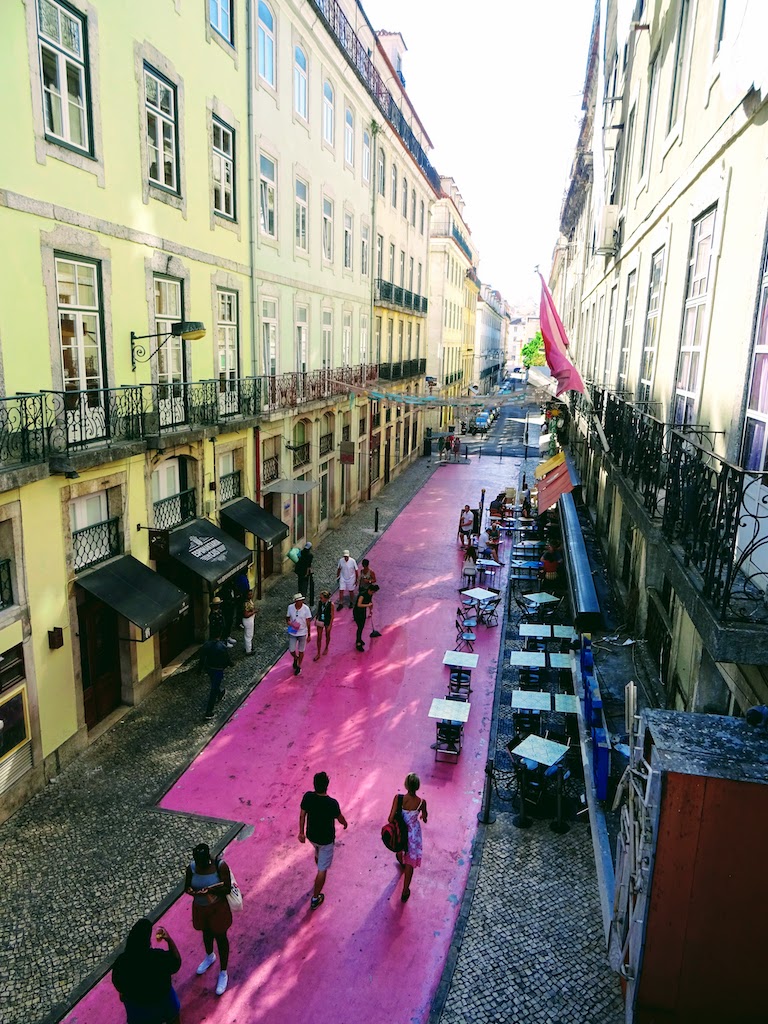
[65,457,512,1024]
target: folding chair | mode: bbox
[456,605,478,629]
[434,720,463,761]
[479,597,501,626]
[454,618,476,652]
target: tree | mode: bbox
[521,331,545,368]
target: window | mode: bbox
[415,323,421,359]
[155,276,184,387]
[638,249,665,403]
[360,313,369,363]
[56,256,103,393]
[668,0,691,133]
[401,176,408,217]
[621,107,635,207]
[417,262,423,296]
[343,312,352,364]
[411,189,416,227]
[391,164,397,207]
[210,0,232,43]
[399,250,405,287]
[714,0,727,56]
[742,249,768,470]
[639,55,658,181]
[212,118,235,218]
[387,318,394,361]
[258,1,275,87]
[295,305,308,374]
[374,315,382,362]
[603,284,618,383]
[322,197,333,261]
[294,46,308,119]
[377,147,385,196]
[408,257,414,291]
[674,208,717,425]
[37,0,91,152]
[322,309,332,369]
[0,645,30,766]
[344,212,353,270]
[376,234,383,279]
[344,108,354,166]
[361,224,370,276]
[323,81,334,145]
[389,243,395,282]
[262,298,278,376]
[145,66,178,191]
[397,321,404,362]
[362,130,371,183]
[217,289,238,389]
[259,154,276,237]
[295,177,308,252]
[420,200,425,234]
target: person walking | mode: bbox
[336,550,358,609]
[298,771,348,910]
[294,542,314,602]
[199,632,231,721]
[208,596,225,640]
[220,582,237,647]
[286,593,313,675]
[184,843,233,997]
[312,590,335,661]
[233,571,250,625]
[353,588,373,651]
[112,919,182,1024]
[458,505,474,547]
[452,435,461,462]
[388,773,428,903]
[242,589,256,655]
[358,558,377,596]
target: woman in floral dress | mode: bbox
[388,772,428,903]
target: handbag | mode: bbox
[218,859,243,912]
[381,794,409,853]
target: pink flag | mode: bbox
[538,273,585,396]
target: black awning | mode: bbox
[77,555,190,640]
[167,518,252,587]
[221,497,289,549]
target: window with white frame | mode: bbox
[70,490,110,570]
[376,233,383,279]
[387,318,394,361]
[294,45,308,120]
[295,304,308,374]
[406,321,412,360]
[399,250,405,288]
[417,262,423,296]
[344,212,353,270]
[391,164,397,207]
[419,200,425,234]
[323,81,334,145]
[344,108,354,166]
[374,315,382,362]
[210,0,232,44]
[638,248,665,404]
[411,189,416,227]
[388,243,395,282]
[322,309,333,369]
[621,107,635,207]
[295,177,308,252]
[258,1,275,87]
[397,320,404,362]
[154,276,184,387]
[212,117,235,218]
[668,0,691,134]
[741,248,768,471]
[362,130,370,183]
[674,207,717,425]
[56,255,103,393]
[259,154,276,237]
[262,298,278,376]
[37,0,91,152]
[377,147,385,196]
[714,0,727,57]
[415,323,421,359]
[342,311,352,365]
[639,54,658,182]
[144,66,178,191]
[603,284,618,384]
[151,458,183,504]
[322,197,333,261]
[360,313,368,363]
[217,289,238,388]
[401,176,408,217]
[361,223,370,277]
[408,257,414,292]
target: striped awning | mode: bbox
[536,458,574,511]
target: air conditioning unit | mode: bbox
[595,205,619,256]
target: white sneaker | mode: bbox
[197,952,216,975]
[225,639,236,647]
[216,970,228,996]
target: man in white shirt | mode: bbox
[459,505,475,547]
[286,593,313,675]
[336,550,358,610]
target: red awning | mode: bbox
[536,461,574,511]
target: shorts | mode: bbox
[311,841,335,871]
[123,988,181,1024]
[192,898,232,935]
[288,634,307,653]
[459,527,472,536]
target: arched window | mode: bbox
[323,81,334,145]
[258,1,275,87]
[293,46,307,119]
[401,176,408,217]
[362,129,371,182]
[344,108,354,165]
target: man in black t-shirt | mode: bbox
[298,770,348,910]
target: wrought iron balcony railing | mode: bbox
[319,432,334,456]
[220,470,241,504]
[374,279,429,315]
[0,557,13,608]
[72,517,121,572]
[153,488,196,530]
[262,454,280,484]
[260,365,377,413]
[292,442,311,470]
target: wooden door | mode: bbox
[78,597,121,729]
[263,493,276,577]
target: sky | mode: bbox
[361,0,596,307]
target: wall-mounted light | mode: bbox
[130,321,206,372]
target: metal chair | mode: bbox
[434,720,463,761]
[479,597,501,626]
[456,605,478,629]
[454,618,476,652]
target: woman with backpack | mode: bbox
[388,773,428,903]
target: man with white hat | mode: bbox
[286,593,313,675]
[336,550,358,610]
[294,542,314,603]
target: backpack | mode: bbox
[381,794,409,853]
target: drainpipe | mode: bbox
[246,0,258,377]
[367,120,380,504]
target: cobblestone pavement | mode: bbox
[1,455,436,1024]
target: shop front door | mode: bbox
[263,493,276,577]
[158,605,194,666]
[78,597,121,729]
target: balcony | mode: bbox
[431,223,473,262]
[319,432,334,456]
[260,364,377,414]
[444,371,464,387]
[220,470,241,504]
[378,358,426,382]
[292,442,311,470]
[571,385,768,624]
[262,454,280,484]
[72,517,122,572]
[374,279,429,316]
[153,488,196,531]
[0,557,13,608]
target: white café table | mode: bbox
[553,625,578,639]
[511,690,551,711]
[519,622,552,638]
[509,650,546,668]
[522,592,560,606]
[461,587,497,602]
[554,693,580,714]
[429,698,471,722]
[512,734,569,767]
[549,653,572,670]
[477,558,502,568]
[443,650,479,669]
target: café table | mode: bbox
[509,650,546,668]
[443,650,479,670]
[428,697,471,722]
[554,693,580,713]
[512,733,569,767]
[511,690,551,711]
[522,592,560,605]
[461,586,497,603]
[519,622,552,638]
[549,653,572,670]
[553,625,578,640]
